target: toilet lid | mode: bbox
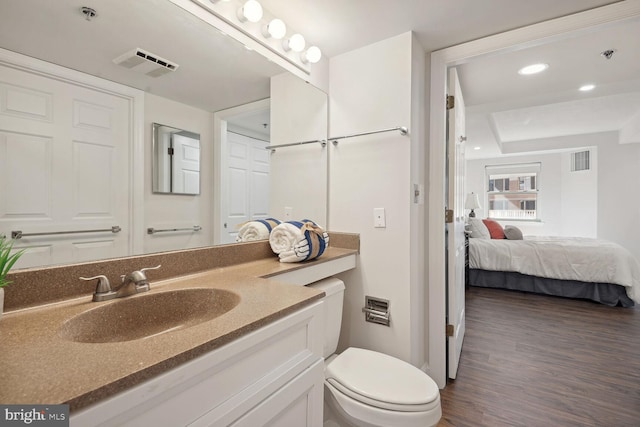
[325,347,439,408]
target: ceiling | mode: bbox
[259,0,622,56]
[0,0,284,113]
[264,0,638,160]
[458,16,640,159]
[1,0,636,152]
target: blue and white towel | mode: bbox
[236,218,281,242]
[269,220,329,263]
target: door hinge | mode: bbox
[446,324,455,337]
[445,209,454,223]
[167,147,174,156]
[446,95,455,110]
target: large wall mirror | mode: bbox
[0,0,328,269]
[152,123,201,195]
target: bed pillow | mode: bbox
[482,219,506,239]
[504,225,523,240]
[467,218,490,239]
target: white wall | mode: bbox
[144,93,213,253]
[597,137,640,261]
[329,32,427,368]
[560,149,598,237]
[269,73,328,226]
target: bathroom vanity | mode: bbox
[0,236,358,426]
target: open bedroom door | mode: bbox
[446,67,467,379]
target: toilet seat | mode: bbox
[325,347,439,412]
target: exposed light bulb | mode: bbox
[262,18,286,39]
[283,33,305,52]
[301,46,322,64]
[237,0,263,23]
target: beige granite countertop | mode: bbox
[0,246,357,411]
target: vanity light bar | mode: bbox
[190,0,319,74]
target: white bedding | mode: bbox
[469,236,640,303]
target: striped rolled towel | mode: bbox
[235,218,281,242]
[269,220,330,263]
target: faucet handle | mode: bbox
[140,265,161,275]
[119,265,161,281]
[80,275,111,292]
[80,275,115,301]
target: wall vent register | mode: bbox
[571,150,590,172]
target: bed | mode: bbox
[467,227,640,307]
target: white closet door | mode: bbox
[0,65,131,268]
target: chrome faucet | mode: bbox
[80,265,161,301]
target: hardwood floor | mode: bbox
[438,287,640,427]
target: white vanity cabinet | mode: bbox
[70,301,324,427]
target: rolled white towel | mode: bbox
[269,220,329,263]
[235,218,281,242]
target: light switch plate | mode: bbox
[374,208,386,228]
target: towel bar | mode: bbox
[11,226,121,240]
[147,226,202,235]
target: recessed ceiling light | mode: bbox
[579,84,595,92]
[518,63,549,75]
[474,146,481,150]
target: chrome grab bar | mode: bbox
[11,226,121,240]
[331,126,408,145]
[265,126,409,151]
[265,139,327,151]
[147,226,202,235]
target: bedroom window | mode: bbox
[486,163,540,221]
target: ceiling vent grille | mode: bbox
[113,48,179,78]
[571,150,590,172]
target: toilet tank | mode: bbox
[308,278,345,358]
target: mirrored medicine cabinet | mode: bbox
[152,123,201,195]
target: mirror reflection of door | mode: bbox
[172,133,201,194]
[0,60,133,269]
[225,131,270,243]
[215,100,271,244]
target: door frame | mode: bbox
[0,47,145,256]
[427,2,640,388]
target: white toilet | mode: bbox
[309,278,442,427]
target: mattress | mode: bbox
[468,236,640,305]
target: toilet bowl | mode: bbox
[309,278,441,427]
